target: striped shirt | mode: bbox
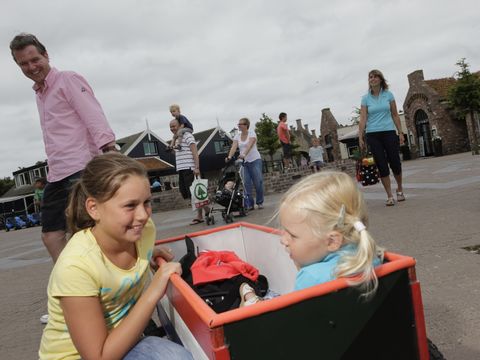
[175,132,197,170]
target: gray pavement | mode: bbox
[2,152,480,359]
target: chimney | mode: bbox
[295,119,303,130]
[311,129,317,137]
[289,125,295,131]
[304,124,309,132]
[408,70,424,86]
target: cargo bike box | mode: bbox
[155,222,431,360]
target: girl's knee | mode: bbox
[125,336,193,360]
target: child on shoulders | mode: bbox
[169,104,194,150]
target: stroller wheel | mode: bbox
[210,215,215,225]
[226,214,234,223]
[206,216,211,225]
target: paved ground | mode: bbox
[1,152,480,359]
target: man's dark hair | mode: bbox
[279,112,287,121]
[9,33,47,62]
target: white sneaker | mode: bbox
[40,314,49,324]
[239,283,262,307]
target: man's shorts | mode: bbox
[280,141,292,158]
[41,171,82,233]
[178,169,195,199]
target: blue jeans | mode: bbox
[123,336,193,360]
[242,158,264,208]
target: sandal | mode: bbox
[396,191,406,202]
[386,197,395,206]
[239,283,261,307]
[189,218,204,225]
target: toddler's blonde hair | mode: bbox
[279,171,384,298]
[169,104,180,112]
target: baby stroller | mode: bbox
[206,157,247,225]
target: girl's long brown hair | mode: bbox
[66,153,148,234]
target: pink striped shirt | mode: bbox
[34,68,115,182]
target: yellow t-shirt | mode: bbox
[38,218,156,360]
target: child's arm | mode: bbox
[60,262,181,360]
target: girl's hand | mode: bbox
[150,245,174,270]
[158,261,182,280]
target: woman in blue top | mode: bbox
[359,69,405,206]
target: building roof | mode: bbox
[135,157,174,171]
[195,126,232,154]
[117,131,144,153]
[194,128,216,150]
[425,71,480,99]
[425,77,456,99]
[338,129,359,141]
[1,184,34,198]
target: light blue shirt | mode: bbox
[361,89,396,133]
[294,244,382,291]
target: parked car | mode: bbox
[20,213,41,227]
[28,213,41,226]
[5,216,27,231]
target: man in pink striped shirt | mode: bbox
[10,33,116,264]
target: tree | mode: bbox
[255,113,281,160]
[448,58,480,154]
[0,177,15,196]
[350,107,361,125]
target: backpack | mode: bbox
[179,236,268,313]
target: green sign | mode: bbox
[194,183,208,200]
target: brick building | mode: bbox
[289,118,317,154]
[319,108,342,162]
[403,70,469,157]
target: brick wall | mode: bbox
[151,159,357,212]
[403,70,470,157]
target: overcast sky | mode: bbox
[1,0,478,179]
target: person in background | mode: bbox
[308,138,325,172]
[34,177,47,213]
[168,104,194,150]
[169,118,210,225]
[38,153,192,360]
[226,118,264,210]
[277,112,293,169]
[151,178,162,192]
[10,32,116,325]
[358,69,405,206]
[10,33,116,263]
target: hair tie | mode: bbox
[353,221,366,232]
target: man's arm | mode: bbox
[63,73,115,150]
[189,142,200,176]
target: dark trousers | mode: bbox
[366,131,401,178]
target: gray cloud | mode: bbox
[0,0,478,178]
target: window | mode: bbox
[324,134,332,146]
[143,142,157,155]
[214,140,230,154]
[348,146,359,157]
